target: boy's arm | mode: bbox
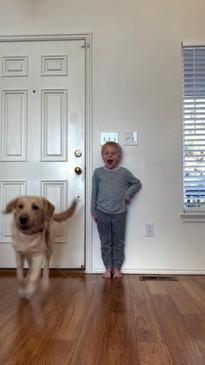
[124,170,141,203]
[91,171,98,218]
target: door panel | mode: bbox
[0,39,85,268]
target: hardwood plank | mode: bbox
[138,343,173,365]
[14,275,97,365]
[192,276,205,291]
[0,278,18,312]
[146,280,167,296]
[0,277,78,364]
[71,276,140,365]
[53,275,98,341]
[183,314,205,355]
[0,276,16,290]
[152,294,204,365]
[178,276,205,313]
[129,277,175,364]
[29,339,77,365]
[163,281,200,314]
[129,277,165,343]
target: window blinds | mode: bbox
[182,46,205,210]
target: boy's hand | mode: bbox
[92,214,97,223]
[124,193,131,205]
[124,197,130,205]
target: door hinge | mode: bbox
[81,42,90,49]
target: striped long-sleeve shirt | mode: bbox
[91,166,141,215]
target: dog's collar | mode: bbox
[17,226,44,236]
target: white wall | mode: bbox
[1,0,205,273]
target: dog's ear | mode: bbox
[42,198,55,220]
[4,198,18,214]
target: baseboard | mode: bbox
[92,267,205,275]
[0,268,85,278]
[1,268,204,276]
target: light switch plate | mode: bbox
[123,131,137,145]
[101,132,118,145]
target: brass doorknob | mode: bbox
[74,166,82,175]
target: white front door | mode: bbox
[0,38,85,269]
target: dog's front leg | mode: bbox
[24,254,44,299]
[15,252,26,297]
[41,254,50,292]
[15,252,25,283]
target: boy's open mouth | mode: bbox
[107,159,113,166]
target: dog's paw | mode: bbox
[18,286,26,298]
[17,278,25,287]
[23,283,37,299]
[41,278,49,292]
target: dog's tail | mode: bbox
[53,199,78,223]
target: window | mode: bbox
[182,45,205,211]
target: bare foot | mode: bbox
[102,269,111,279]
[113,269,122,279]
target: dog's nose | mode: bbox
[19,215,29,226]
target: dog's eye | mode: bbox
[18,204,23,209]
[32,204,39,210]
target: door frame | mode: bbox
[0,33,93,272]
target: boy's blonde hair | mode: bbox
[101,141,122,158]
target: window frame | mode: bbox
[182,43,205,218]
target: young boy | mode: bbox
[91,141,141,279]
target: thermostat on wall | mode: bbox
[101,132,118,145]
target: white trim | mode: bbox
[182,40,205,47]
[182,44,205,212]
[0,33,91,42]
[181,39,205,47]
[84,33,93,273]
[180,213,205,222]
[93,267,205,275]
[0,33,93,272]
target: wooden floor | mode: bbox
[0,273,205,364]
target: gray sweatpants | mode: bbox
[96,209,127,270]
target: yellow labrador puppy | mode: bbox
[4,196,77,299]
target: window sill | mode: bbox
[181,212,205,222]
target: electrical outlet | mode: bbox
[145,223,155,237]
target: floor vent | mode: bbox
[139,275,177,281]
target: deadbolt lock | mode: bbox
[74,149,82,158]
